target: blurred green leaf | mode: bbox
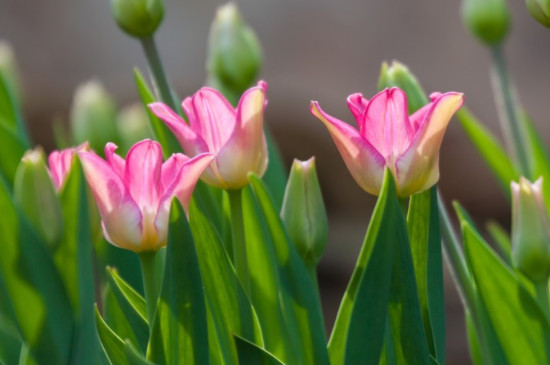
[0,317,22,365]
[407,187,445,363]
[147,200,209,364]
[486,220,511,264]
[463,221,549,364]
[262,128,287,211]
[456,107,518,195]
[0,70,29,148]
[235,335,285,365]
[465,312,484,365]
[189,198,261,364]
[124,340,155,365]
[106,268,148,353]
[134,68,181,158]
[0,174,73,364]
[248,174,329,365]
[0,120,26,187]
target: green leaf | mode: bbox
[519,111,550,211]
[463,221,549,364]
[147,200,209,364]
[189,199,261,364]
[0,70,29,148]
[486,220,511,264]
[261,128,287,210]
[134,68,181,157]
[456,107,518,195]
[0,174,73,364]
[234,335,285,365]
[241,185,299,364]
[407,187,445,363]
[125,340,155,365]
[58,164,101,364]
[465,311,484,365]
[95,306,129,365]
[106,268,149,352]
[0,317,22,365]
[248,174,330,365]
[0,120,26,186]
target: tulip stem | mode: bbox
[139,251,160,331]
[490,45,530,176]
[228,189,251,294]
[534,280,550,360]
[140,36,179,112]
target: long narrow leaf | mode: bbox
[234,335,285,365]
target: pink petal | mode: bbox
[310,101,386,195]
[79,151,142,248]
[362,88,413,160]
[124,140,163,211]
[395,92,464,196]
[149,102,209,156]
[213,83,268,189]
[409,103,432,133]
[161,153,191,191]
[346,93,369,126]
[48,149,74,191]
[184,87,236,153]
[105,142,125,179]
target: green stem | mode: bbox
[306,264,321,302]
[534,280,550,361]
[490,45,530,176]
[227,189,250,294]
[139,251,160,331]
[140,36,179,112]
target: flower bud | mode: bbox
[110,0,164,38]
[207,3,262,95]
[0,40,20,98]
[511,177,550,282]
[116,103,152,155]
[14,148,64,249]
[525,0,550,28]
[461,0,510,46]
[281,157,328,266]
[70,80,119,154]
[378,61,428,113]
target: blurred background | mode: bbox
[2,0,550,363]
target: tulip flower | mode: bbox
[78,139,213,252]
[311,87,463,197]
[511,177,550,282]
[149,81,268,190]
[48,143,89,191]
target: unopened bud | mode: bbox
[511,177,550,282]
[14,148,64,249]
[378,61,428,113]
[71,80,118,154]
[281,157,328,266]
[462,0,510,46]
[111,0,164,38]
[0,41,20,98]
[526,0,550,28]
[207,3,262,96]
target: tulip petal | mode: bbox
[346,93,368,126]
[214,83,268,188]
[105,142,125,179]
[362,88,413,159]
[48,149,75,191]
[311,101,386,195]
[78,151,142,248]
[184,87,236,152]
[149,102,209,156]
[124,140,163,211]
[161,153,191,191]
[396,92,464,196]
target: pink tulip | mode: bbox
[48,142,89,191]
[149,81,268,190]
[311,88,463,197]
[78,139,214,252]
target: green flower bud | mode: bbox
[378,61,428,113]
[207,3,262,96]
[526,0,550,28]
[111,0,164,38]
[14,148,64,249]
[70,80,119,154]
[0,40,21,99]
[511,177,550,282]
[462,0,510,46]
[281,157,328,266]
[116,103,152,155]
